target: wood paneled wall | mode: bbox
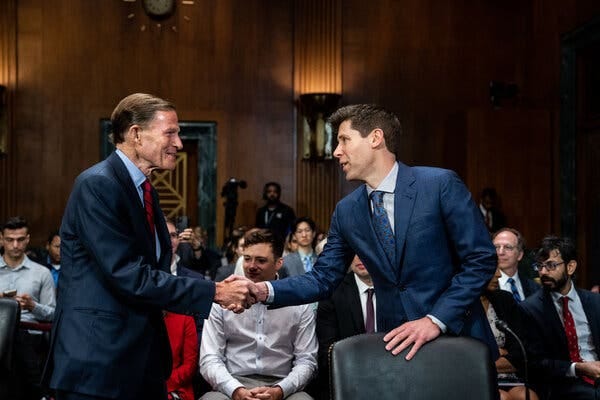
[1,0,599,265]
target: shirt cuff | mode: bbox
[265,281,275,303]
[567,362,577,377]
[427,314,447,333]
[224,380,245,398]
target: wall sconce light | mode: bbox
[297,92,341,160]
[0,85,7,157]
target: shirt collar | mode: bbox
[0,255,32,271]
[366,162,398,196]
[550,279,577,303]
[354,273,373,293]
[116,148,147,189]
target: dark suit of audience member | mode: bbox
[314,256,375,400]
[520,236,600,400]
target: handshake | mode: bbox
[213,275,269,313]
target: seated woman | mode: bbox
[481,268,539,400]
[164,311,199,400]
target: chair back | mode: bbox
[330,333,496,400]
[0,298,21,372]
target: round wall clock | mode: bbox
[142,0,176,20]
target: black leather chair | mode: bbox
[0,298,21,397]
[330,333,496,400]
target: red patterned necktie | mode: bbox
[142,179,155,236]
[365,288,375,333]
[561,296,595,385]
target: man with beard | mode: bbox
[255,182,296,242]
[520,235,600,399]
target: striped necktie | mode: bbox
[142,179,155,236]
[507,277,522,302]
[370,191,395,264]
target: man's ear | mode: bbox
[274,257,284,272]
[127,125,142,143]
[566,260,577,277]
[369,128,385,148]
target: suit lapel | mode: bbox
[345,274,366,333]
[393,162,416,279]
[106,152,158,263]
[541,292,568,351]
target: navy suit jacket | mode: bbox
[520,287,600,384]
[44,152,216,399]
[521,277,541,298]
[270,162,497,354]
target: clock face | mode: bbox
[142,0,175,19]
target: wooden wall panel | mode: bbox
[2,0,600,255]
[9,0,295,246]
[0,0,17,219]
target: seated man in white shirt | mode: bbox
[200,229,317,400]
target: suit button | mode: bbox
[465,309,471,317]
[398,285,406,291]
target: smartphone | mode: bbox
[3,289,17,298]
[175,216,189,233]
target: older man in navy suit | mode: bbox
[43,93,256,400]
[252,104,497,360]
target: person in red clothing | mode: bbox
[164,311,199,400]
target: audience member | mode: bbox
[255,182,296,242]
[0,216,56,400]
[480,187,507,233]
[481,267,539,400]
[178,225,222,280]
[164,310,199,400]
[44,230,61,286]
[281,217,317,277]
[493,228,540,301]
[251,104,497,360]
[200,229,317,400]
[315,255,375,399]
[283,231,298,257]
[215,226,248,282]
[520,235,600,399]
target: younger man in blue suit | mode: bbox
[252,104,497,360]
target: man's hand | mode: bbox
[382,317,441,360]
[15,293,36,311]
[254,281,270,303]
[249,386,284,400]
[214,275,258,313]
[575,361,600,380]
[232,387,254,400]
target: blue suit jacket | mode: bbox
[44,152,216,399]
[270,162,497,353]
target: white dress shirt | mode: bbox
[499,270,526,301]
[200,302,317,398]
[354,274,377,332]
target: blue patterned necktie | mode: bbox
[303,255,312,273]
[370,190,395,264]
[507,277,522,302]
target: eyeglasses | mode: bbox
[532,261,564,272]
[494,244,518,252]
